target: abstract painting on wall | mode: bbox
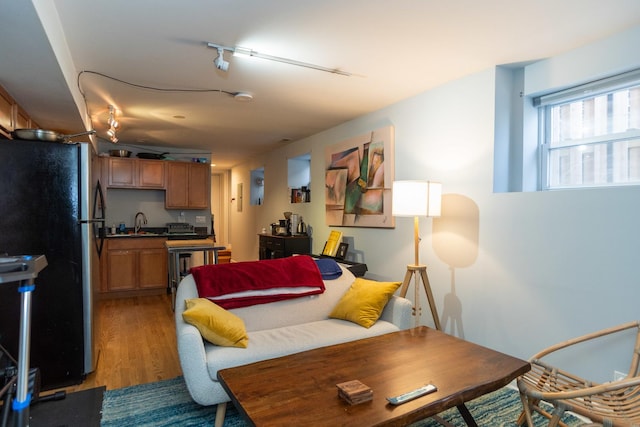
[325,126,395,228]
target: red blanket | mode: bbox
[190,255,325,309]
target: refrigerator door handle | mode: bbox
[92,180,105,257]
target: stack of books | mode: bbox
[336,379,373,405]
[322,230,342,257]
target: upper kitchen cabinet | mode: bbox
[0,85,37,139]
[15,105,30,130]
[0,87,14,138]
[138,159,165,188]
[105,157,165,189]
[165,162,209,209]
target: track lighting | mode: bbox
[214,47,229,71]
[206,42,351,76]
[107,105,120,143]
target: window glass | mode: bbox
[539,72,640,189]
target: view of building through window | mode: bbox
[543,84,640,189]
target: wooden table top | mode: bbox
[164,239,216,249]
[218,326,530,427]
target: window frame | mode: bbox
[536,69,640,190]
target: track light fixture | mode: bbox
[206,42,351,76]
[214,47,229,71]
[107,105,120,143]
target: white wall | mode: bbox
[230,26,640,381]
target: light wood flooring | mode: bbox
[49,294,182,395]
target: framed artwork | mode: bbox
[324,126,395,228]
[336,243,349,260]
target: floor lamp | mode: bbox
[392,180,442,330]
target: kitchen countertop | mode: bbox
[103,227,212,240]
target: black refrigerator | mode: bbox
[0,139,104,390]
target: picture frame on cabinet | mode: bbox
[336,243,349,260]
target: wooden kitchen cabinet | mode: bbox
[107,157,136,187]
[100,237,168,297]
[106,157,165,189]
[165,162,209,209]
[15,105,30,130]
[138,159,165,188]
[0,84,37,139]
[0,86,14,138]
[138,247,168,289]
[105,249,137,291]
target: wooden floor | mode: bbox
[50,294,183,394]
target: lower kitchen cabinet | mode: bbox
[101,237,168,297]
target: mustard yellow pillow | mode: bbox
[329,278,401,328]
[182,298,248,348]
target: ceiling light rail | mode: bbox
[77,70,242,97]
[206,42,351,76]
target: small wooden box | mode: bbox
[336,380,373,405]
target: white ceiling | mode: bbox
[2,0,640,168]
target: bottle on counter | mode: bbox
[110,224,116,235]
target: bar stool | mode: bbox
[165,239,225,311]
[179,253,191,278]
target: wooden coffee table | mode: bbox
[218,327,530,426]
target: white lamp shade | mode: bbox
[392,180,442,217]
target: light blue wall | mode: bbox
[231,25,640,381]
[524,25,640,96]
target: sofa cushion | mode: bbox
[228,265,357,332]
[204,319,400,381]
[183,298,248,348]
[329,278,401,328]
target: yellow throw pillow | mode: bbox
[329,278,401,328]
[182,298,248,348]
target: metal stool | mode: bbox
[179,253,191,278]
[165,239,225,311]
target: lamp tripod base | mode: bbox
[399,264,441,330]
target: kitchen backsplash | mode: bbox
[105,188,210,231]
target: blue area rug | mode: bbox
[101,376,584,426]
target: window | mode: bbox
[537,69,640,189]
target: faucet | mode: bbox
[134,212,148,234]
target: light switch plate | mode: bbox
[195,216,206,224]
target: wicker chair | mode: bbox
[517,320,640,427]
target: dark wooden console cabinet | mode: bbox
[258,234,311,259]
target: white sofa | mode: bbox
[175,264,413,426]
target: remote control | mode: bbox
[386,384,437,405]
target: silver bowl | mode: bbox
[110,149,131,157]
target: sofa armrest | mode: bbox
[175,275,229,406]
[379,295,413,330]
